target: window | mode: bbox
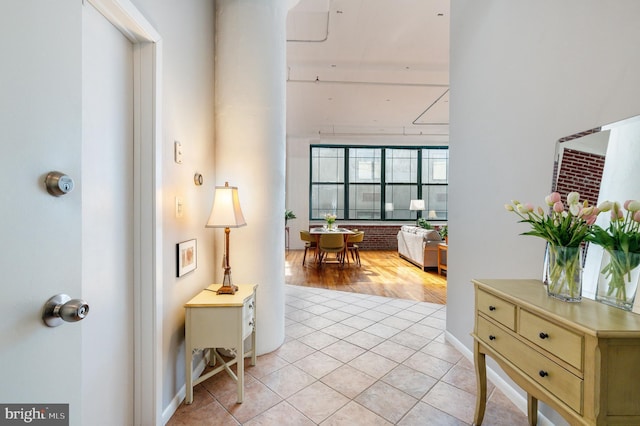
[310,145,448,221]
[310,147,345,219]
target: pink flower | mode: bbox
[627,200,640,212]
[585,215,598,225]
[545,192,561,206]
[634,211,640,223]
[553,201,564,213]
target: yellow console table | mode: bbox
[184,284,257,405]
[472,279,640,425]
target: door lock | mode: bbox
[45,171,74,196]
[42,294,89,327]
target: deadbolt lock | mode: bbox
[45,171,74,196]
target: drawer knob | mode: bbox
[539,332,549,339]
[539,370,548,378]
[489,305,496,311]
[489,335,496,341]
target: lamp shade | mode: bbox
[409,199,425,211]
[428,210,438,219]
[385,202,394,212]
[206,183,247,228]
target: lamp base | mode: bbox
[216,267,237,295]
[216,284,238,295]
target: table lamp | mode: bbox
[206,182,246,294]
[409,199,425,224]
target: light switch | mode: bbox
[175,196,184,218]
[174,141,183,164]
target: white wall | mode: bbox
[130,0,216,413]
[449,1,640,423]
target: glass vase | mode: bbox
[595,250,640,311]
[545,244,583,302]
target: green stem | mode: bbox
[547,245,582,299]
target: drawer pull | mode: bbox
[539,370,549,378]
[489,335,496,340]
[539,332,549,339]
[248,320,254,327]
[489,305,496,311]
[249,302,254,309]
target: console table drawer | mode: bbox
[477,289,516,330]
[519,309,583,371]
[477,316,583,414]
[243,295,255,338]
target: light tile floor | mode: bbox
[168,285,528,425]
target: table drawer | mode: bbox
[519,309,583,371]
[477,316,583,414]
[242,295,255,337]
[477,289,516,330]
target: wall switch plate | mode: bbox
[175,196,184,218]
[174,141,183,164]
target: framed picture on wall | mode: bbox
[177,239,197,277]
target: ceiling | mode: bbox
[286,0,450,143]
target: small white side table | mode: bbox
[184,283,257,404]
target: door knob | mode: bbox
[42,294,90,327]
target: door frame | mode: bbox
[86,1,163,424]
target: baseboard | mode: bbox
[444,331,554,426]
[161,352,208,425]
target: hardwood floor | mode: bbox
[285,249,447,304]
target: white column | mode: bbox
[214,0,291,354]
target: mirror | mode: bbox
[552,114,640,307]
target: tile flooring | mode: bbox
[168,285,528,425]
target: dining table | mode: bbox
[309,227,355,266]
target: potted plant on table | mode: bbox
[417,218,433,229]
[285,209,296,226]
[505,191,599,302]
[439,225,448,244]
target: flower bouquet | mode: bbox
[324,213,337,230]
[505,192,599,301]
[589,200,640,310]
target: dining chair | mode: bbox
[299,230,317,266]
[346,231,364,267]
[318,233,346,266]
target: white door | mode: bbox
[81,3,134,424]
[0,2,158,424]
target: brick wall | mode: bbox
[555,148,605,207]
[340,225,403,250]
